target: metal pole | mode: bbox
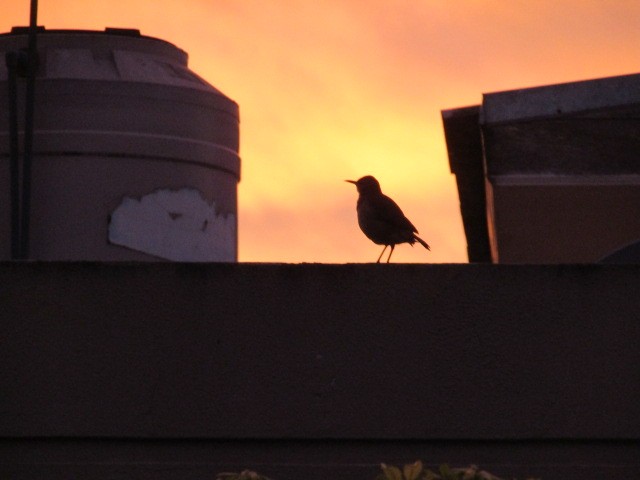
[21,0,39,259]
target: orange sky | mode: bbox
[3,1,640,263]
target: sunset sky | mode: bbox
[2,1,639,263]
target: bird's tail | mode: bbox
[413,234,430,251]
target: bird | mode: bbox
[346,175,430,263]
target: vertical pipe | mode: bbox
[21,0,39,259]
[5,52,21,259]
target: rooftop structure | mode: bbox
[0,27,240,261]
[443,73,640,263]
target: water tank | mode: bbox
[0,27,240,261]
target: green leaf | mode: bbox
[403,461,424,480]
[438,464,459,480]
[455,465,477,480]
[424,470,441,480]
[215,471,271,480]
[380,463,404,480]
[476,468,503,480]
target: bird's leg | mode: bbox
[376,245,388,263]
[386,244,395,263]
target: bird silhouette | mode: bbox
[346,175,430,263]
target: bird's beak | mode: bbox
[345,180,357,184]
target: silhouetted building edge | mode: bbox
[443,72,640,263]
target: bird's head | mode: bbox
[345,175,382,195]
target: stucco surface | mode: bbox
[1,262,638,440]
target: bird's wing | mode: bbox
[372,194,419,233]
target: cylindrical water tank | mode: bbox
[0,27,240,261]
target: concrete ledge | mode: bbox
[482,72,640,124]
[1,262,639,478]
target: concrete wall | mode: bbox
[1,263,639,479]
[443,74,640,264]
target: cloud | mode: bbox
[3,0,639,263]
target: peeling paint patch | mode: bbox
[108,188,236,261]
